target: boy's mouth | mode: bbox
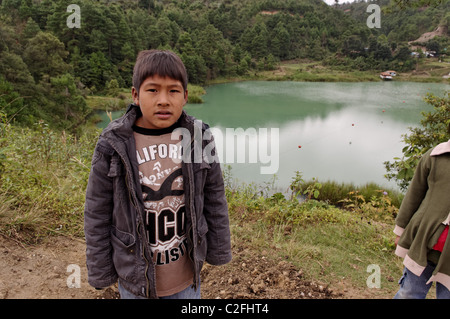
[155,110,172,120]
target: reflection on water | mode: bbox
[98,81,449,190]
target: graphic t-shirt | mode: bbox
[133,123,193,297]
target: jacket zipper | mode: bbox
[186,141,199,290]
[121,156,154,298]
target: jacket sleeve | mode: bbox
[203,159,232,266]
[84,140,118,288]
[394,149,432,236]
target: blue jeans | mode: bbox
[118,280,201,299]
[394,262,450,299]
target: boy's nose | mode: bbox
[157,91,170,106]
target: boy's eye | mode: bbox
[170,89,181,93]
[147,89,157,93]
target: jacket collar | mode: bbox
[103,104,195,141]
[431,139,450,156]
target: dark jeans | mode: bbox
[394,262,450,299]
[118,280,201,299]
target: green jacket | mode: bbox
[394,140,450,290]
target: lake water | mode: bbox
[98,81,449,191]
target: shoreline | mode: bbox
[205,58,450,87]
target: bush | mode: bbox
[225,169,397,227]
[384,92,450,191]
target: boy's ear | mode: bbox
[131,87,139,105]
[183,89,189,106]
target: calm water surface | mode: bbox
[99,81,449,191]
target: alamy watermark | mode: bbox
[366,4,381,29]
[66,4,81,29]
[67,264,81,288]
[170,120,280,175]
[366,264,381,289]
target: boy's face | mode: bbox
[132,75,188,129]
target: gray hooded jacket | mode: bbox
[84,104,232,298]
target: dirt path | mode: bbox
[0,234,388,299]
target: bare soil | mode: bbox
[0,234,388,299]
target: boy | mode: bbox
[84,50,232,299]
[393,131,450,299]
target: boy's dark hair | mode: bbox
[132,50,188,94]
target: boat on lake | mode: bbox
[380,72,393,80]
[380,70,397,80]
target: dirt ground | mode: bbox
[0,234,388,299]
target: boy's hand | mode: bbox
[395,235,400,246]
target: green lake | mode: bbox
[98,81,449,191]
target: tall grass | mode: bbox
[296,179,404,208]
[0,120,99,242]
[187,84,206,104]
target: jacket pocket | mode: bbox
[111,227,137,283]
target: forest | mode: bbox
[0,0,448,131]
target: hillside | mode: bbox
[336,0,449,46]
[410,25,448,44]
[2,0,445,131]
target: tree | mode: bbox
[0,51,36,97]
[87,29,108,54]
[373,43,392,61]
[21,17,41,42]
[270,21,290,59]
[394,46,411,61]
[84,51,111,91]
[343,34,365,57]
[426,40,441,54]
[46,73,88,129]
[106,79,120,97]
[23,31,70,81]
[195,24,231,79]
[0,76,25,124]
[181,52,208,85]
[390,0,444,9]
[240,22,269,59]
[384,93,450,190]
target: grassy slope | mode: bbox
[225,177,404,297]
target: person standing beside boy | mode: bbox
[84,50,232,299]
[393,127,450,299]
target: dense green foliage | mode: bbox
[384,92,450,190]
[332,0,449,71]
[339,0,449,43]
[2,0,446,130]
